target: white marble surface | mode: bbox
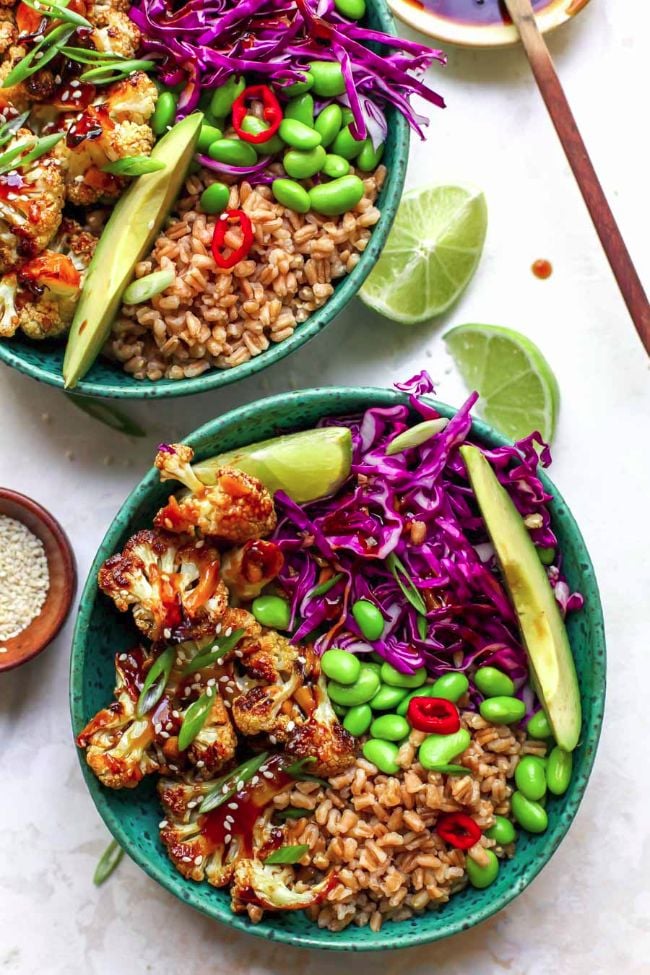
[1,2,649,971]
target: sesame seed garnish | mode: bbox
[196,760,205,768]
[296,656,306,664]
[70,79,80,87]
[159,820,168,828]
[236,779,244,789]
[194,855,202,865]
[206,686,213,697]
[181,856,192,863]
[118,653,127,661]
[234,650,243,657]
[262,770,274,780]
[224,700,231,708]
[286,721,295,732]
[196,539,204,548]
[160,731,170,739]
[269,735,277,745]
[169,764,178,772]
[224,834,232,843]
[163,628,171,639]
[227,802,238,810]
[187,800,197,808]
[250,776,260,786]
[224,627,232,637]
[165,722,173,731]
[61,91,69,102]
[172,710,180,718]
[0,647,7,654]
[215,623,222,634]
[0,515,49,641]
[218,676,228,683]
[221,784,230,794]
[154,723,162,734]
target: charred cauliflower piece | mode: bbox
[0,272,17,336]
[285,674,356,777]
[186,693,238,777]
[0,7,17,56]
[231,859,334,915]
[98,528,228,643]
[154,444,277,544]
[88,0,141,58]
[221,540,284,602]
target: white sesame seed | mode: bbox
[224,627,232,637]
[224,700,231,708]
[165,722,173,731]
[54,74,62,83]
[234,650,243,658]
[61,91,69,102]
[163,628,171,639]
[236,780,244,790]
[218,676,228,683]
[194,855,202,865]
[154,723,162,734]
[172,710,180,718]
[206,686,213,697]
[227,802,238,810]
[118,653,127,661]
[181,856,192,863]
[221,784,230,794]
[0,516,49,641]
[262,770,274,780]
[286,721,295,732]
[196,539,204,549]
[169,764,178,772]
[269,735,277,745]
[187,800,197,808]
[196,760,205,768]
[159,820,168,828]
[160,731,170,739]
[224,834,232,844]
[215,623,222,634]
[70,79,80,87]
[0,647,7,654]
[250,776,260,786]
[296,656,306,664]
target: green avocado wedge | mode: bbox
[460,444,582,751]
[192,426,352,504]
[63,113,203,389]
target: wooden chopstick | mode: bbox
[504,0,650,355]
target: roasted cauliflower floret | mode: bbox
[285,674,356,777]
[98,528,228,642]
[100,71,158,125]
[185,693,238,777]
[90,7,141,57]
[231,858,334,915]
[0,271,17,335]
[221,540,284,602]
[0,8,17,56]
[0,43,29,111]
[154,443,277,544]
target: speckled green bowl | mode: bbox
[69,388,606,950]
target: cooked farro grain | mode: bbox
[106,165,386,381]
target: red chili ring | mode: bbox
[232,84,283,144]
[211,209,253,270]
[436,812,482,850]
[407,696,460,735]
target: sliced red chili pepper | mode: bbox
[407,696,460,735]
[232,84,282,144]
[436,812,482,850]
[211,209,253,270]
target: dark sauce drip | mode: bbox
[66,108,104,148]
[415,0,552,25]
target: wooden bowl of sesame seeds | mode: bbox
[0,489,76,673]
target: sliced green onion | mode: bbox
[136,645,175,717]
[61,45,126,63]
[93,839,124,886]
[178,692,212,751]
[275,807,307,820]
[65,394,146,437]
[182,628,245,676]
[122,268,174,306]
[0,139,35,173]
[198,751,269,814]
[263,844,309,865]
[307,572,343,599]
[386,418,449,456]
[285,756,328,786]
[0,132,62,177]
[2,24,75,87]
[101,156,166,176]
[79,59,155,84]
[21,0,92,28]
[13,131,63,169]
[386,552,427,616]
[428,764,471,775]
[0,111,30,150]
[416,614,428,641]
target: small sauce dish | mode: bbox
[0,489,76,672]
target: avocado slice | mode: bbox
[460,444,582,751]
[63,113,203,388]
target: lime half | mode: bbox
[444,323,560,443]
[192,427,352,503]
[359,184,488,323]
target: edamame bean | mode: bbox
[285,93,314,127]
[396,684,437,716]
[363,661,382,677]
[199,181,230,214]
[341,107,354,125]
[332,701,347,718]
[479,696,526,724]
[430,672,469,703]
[271,178,311,214]
[279,118,322,150]
[369,683,408,711]
[537,546,556,565]
[334,0,366,19]
[419,729,471,769]
[331,124,365,160]
[527,709,553,740]
[486,815,516,846]
[514,756,547,801]
[321,648,361,685]
[362,738,400,774]
[151,91,177,135]
[370,714,409,742]
[208,138,258,167]
[546,745,572,795]
[322,153,351,178]
[511,791,548,833]
[351,599,385,641]
[327,664,380,706]
[307,60,346,97]
[282,74,314,97]
[239,115,284,154]
[343,703,372,736]
[283,145,326,179]
[251,594,291,629]
[315,104,343,147]
[357,138,384,172]
[381,661,427,689]
[466,850,499,889]
[309,174,365,215]
[474,666,515,698]
[210,75,245,117]
[197,123,223,153]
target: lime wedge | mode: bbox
[359,184,487,323]
[444,323,560,442]
[192,427,352,503]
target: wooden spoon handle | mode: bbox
[504,0,650,355]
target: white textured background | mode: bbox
[1,1,649,971]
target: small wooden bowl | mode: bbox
[0,489,76,672]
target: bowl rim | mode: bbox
[0,487,77,672]
[69,385,606,950]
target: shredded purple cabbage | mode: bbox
[271,373,583,704]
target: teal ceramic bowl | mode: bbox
[70,388,606,950]
[0,3,408,401]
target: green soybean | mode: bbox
[537,546,556,565]
[123,268,174,305]
[362,738,400,774]
[199,181,230,215]
[351,599,384,641]
[251,594,291,629]
[285,93,314,127]
[474,666,515,698]
[321,648,361,685]
[283,145,326,179]
[369,683,408,711]
[334,0,366,19]
[363,661,382,677]
[343,704,372,737]
[370,714,409,742]
[151,91,177,135]
[430,672,469,703]
[210,76,245,117]
[341,107,354,125]
[208,138,258,167]
[546,746,572,795]
[486,815,516,846]
[514,756,547,802]
[327,664,380,706]
[380,662,427,689]
[331,124,365,160]
[332,701,347,718]
[479,696,526,725]
[196,123,223,154]
[396,684,437,716]
[466,850,499,889]
[357,138,384,172]
[239,115,284,154]
[322,153,351,178]
[271,178,310,214]
[282,74,314,97]
[308,60,346,97]
[419,729,471,769]
[527,710,553,740]
[278,118,322,150]
[511,791,548,833]
[315,104,343,147]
